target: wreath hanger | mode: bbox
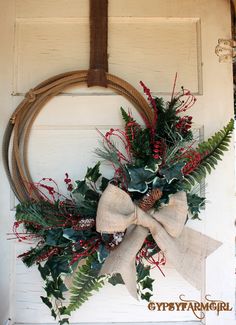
[3,0,155,203]
[87,0,108,87]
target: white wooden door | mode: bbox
[0,1,235,325]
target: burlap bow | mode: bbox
[96,184,221,299]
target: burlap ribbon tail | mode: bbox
[96,184,221,299]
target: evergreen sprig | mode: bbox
[16,201,60,228]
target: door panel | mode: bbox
[0,1,234,324]
[15,17,202,94]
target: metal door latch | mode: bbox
[215,39,236,62]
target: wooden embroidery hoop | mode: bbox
[3,0,155,202]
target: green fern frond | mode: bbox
[182,119,234,191]
[65,256,106,315]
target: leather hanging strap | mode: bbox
[87,0,108,87]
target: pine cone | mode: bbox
[138,188,162,212]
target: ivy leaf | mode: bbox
[100,177,109,191]
[187,193,205,219]
[85,162,101,182]
[127,166,156,193]
[40,296,52,309]
[38,263,50,281]
[145,160,160,173]
[45,229,69,247]
[137,262,154,302]
[85,189,100,201]
[73,180,90,197]
[141,292,153,302]
[73,180,99,201]
[63,228,81,242]
[58,276,69,293]
[46,256,72,278]
[72,192,97,216]
[97,244,109,263]
[141,277,155,290]
[161,162,185,183]
[90,259,102,272]
[137,262,151,282]
[59,319,69,325]
[44,280,64,299]
[51,309,57,319]
[108,273,125,286]
[72,178,99,214]
[152,176,166,189]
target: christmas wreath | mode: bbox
[8,81,233,324]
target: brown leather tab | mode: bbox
[87,0,108,87]
[87,69,107,87]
